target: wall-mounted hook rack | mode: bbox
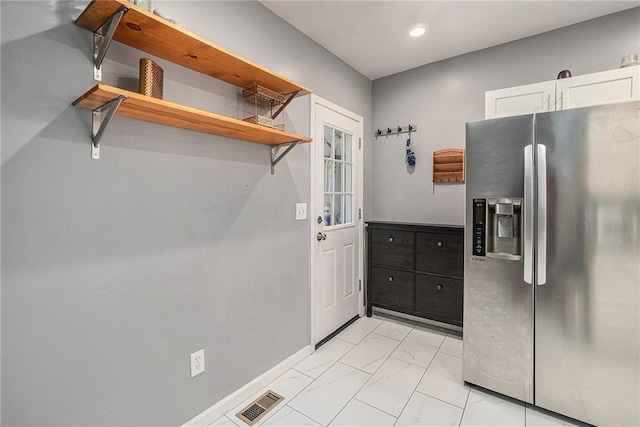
[374,124,417,138]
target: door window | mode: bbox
[323,124,354,227]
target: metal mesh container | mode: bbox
[242,83,285,130]
[139,58,164,99]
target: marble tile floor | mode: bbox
[211,313,583,427]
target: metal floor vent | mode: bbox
[235,390,284,426]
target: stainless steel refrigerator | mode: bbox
[463,101,639,426]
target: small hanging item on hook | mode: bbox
[406,134,416,166]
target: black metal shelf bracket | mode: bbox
[271,90,301,120]
[93,5,129,81]
[271,140,301,174]
[91,95,127,159]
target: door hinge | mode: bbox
[359,138,362,149]
[359,279,362,291]
[359,208,362,220]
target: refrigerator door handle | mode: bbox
[537,144,547,285]
[523,144,534,285]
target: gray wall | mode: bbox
[371,8,640,224]
[0,1,371,425]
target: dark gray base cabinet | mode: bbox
[366,222,464,327]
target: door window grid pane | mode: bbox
[324,160,335,192]
[323,125,355,228]
[335,129,343,161]
[324,125,333,159]
[345,134,352,162]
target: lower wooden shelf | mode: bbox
[73,84,312,146]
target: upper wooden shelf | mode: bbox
[74,84,312,146]
[75,0,312,97]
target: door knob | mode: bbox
[437,241,443,247]
[317,232,327,241]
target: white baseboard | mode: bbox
[182,345,312,427]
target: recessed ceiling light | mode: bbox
[409,25,426,38]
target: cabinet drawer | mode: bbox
[370,267,413,311]
[416,232,463,277]
[371,229,414,269]
[415,274,463,324]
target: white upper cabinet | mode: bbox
[556,67,639,110]
[485,80,556,119]
[485,67,640,119]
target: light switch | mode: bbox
[296,203,307,220]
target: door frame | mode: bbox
[309,94,365,350]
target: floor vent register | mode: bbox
[235,390,284,426]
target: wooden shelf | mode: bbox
[73,84,312,146]
[433,149,465,183]
[75,0,312,97]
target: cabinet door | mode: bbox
[416,232,463,277]
[556,67,640,110]
[415,274,463,325]
[370,229,414,270]
[370,267,413,311]
[485,80,556,119]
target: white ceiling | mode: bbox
[260,1,639,80]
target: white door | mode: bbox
[312,98,363,344]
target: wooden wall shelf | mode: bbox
[75,0,312,97]
[73,84,312,146]
[433,149,465,183]
[72,0,313,171]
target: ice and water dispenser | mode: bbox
[472,198,522,260]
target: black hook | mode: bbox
[376,129,381,136]
[397,126,402,132]
[409,124,413,131]
[387,128,392,134]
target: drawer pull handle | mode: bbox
[388,276,394,282]
[389,237,394,243]
[437,241,443,247]
[437,284,443,290]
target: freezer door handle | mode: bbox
[523,144,534,285]
[537,144,547,285]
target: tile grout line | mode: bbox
[295,339,356,381]
[391,329,450,425]
[322,361,381,427]
[293,317,430,427]
[457,382,473,426]
[352,397,399,420]
[231,368,328,427]
[412,388,469,410]
[281,404,326,427]
[292,366,316,380]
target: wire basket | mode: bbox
[242,83,286,130]
[243,115,285,131]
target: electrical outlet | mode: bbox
[190,349,205,378]
[296,203,307,220]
